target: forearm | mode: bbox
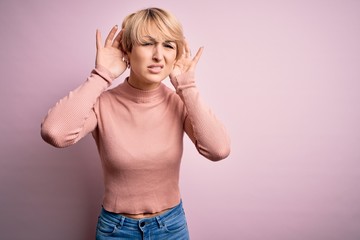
[172,72,231,161]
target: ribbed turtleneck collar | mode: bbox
[113,78,167,103]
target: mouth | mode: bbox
[148,64,164,73]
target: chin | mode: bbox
[147,74,168,83]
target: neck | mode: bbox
[128,75,161,91]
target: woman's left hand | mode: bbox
[170,40,203,79]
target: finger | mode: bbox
[191,47,204,65]
[104,25,118,47]
[96,29,102,50]
[184,39,191,58]
[112,29,123,49]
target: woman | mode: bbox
[41,7,230,240]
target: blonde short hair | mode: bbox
[121,8,184,60]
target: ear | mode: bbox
[122,53,131,69]
[123,50,131,60]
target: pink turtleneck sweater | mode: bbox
[41,66,230,214]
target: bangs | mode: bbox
[134,14,182,44]
[122,8,184,59]
[135,22,179,45]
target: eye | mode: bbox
[141,42,153,46]
[164,43,175,49]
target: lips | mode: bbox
[148,64,164,73]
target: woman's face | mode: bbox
[127,24,178,90]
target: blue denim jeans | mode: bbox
[96,201,190,240]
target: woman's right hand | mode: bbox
[95,26,127,78]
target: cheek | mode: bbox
[166,50,177,61]
[163,54,175,69]
[129,48,151,64]
[168,54,177,66]
[168,60,176,71]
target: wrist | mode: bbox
[170,72,196,92]
[93,64,117,83]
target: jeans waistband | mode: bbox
[100,201,183,230]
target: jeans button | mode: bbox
[140,222,146,227]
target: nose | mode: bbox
[152,44,163,62]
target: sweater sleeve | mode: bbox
[40,65,115,148]
[171,72,231,161]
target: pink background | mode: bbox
[1,0,360,239]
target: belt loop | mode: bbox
[155,216,164,228]
[120,216,125,227]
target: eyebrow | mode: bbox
[143,35,156,41]
[143,35,176,44]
